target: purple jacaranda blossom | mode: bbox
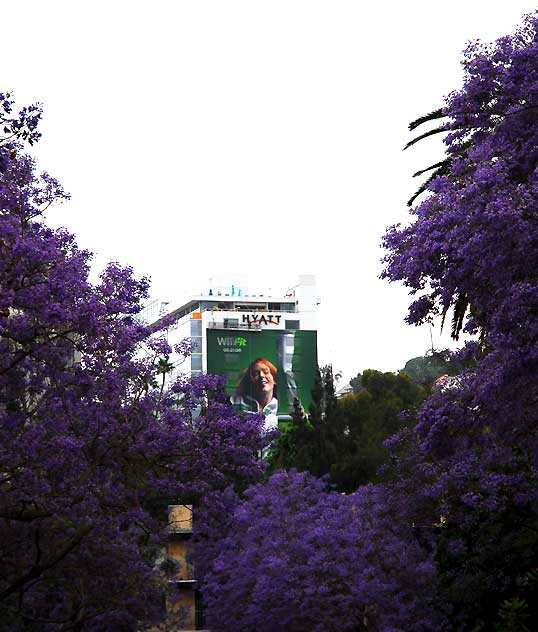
[0,98,264,631]
[194,470,444,632]
[380,11,538,629]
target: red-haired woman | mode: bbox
[232,357,278,430]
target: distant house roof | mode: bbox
[336,382,353,398]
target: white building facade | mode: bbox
[142,275,319,425]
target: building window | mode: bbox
[235,303,267,311]
[191,320,202,336]
[224,318,239,328]
[191,354,202,371]
[285,320,300,330]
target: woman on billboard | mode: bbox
[231,357,278,430]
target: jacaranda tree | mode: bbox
[195,12,538,631]
[195,470,442,632]
[382,11,538,629]
[0,95,264,631]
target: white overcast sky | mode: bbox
[3,1,536,383]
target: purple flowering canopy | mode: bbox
[195,471,442,632]
[195,13,538,631]
[382,13,538,343]
[379,13,538,627]
[0,95,264,630]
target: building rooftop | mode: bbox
[141,275,317,325]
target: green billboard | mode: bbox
[206,329,317,429]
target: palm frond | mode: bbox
[413,159,450,178]
[440,303,450,335]
[409,108,446,131]
[440,293,469,340]
[407,163,449,206]
[404,126,447,151]
[451,293,469,340]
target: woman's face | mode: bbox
[250,361,275,395]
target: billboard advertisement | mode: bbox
[206,329,317,430]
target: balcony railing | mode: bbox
[169,577,196,585]
[168,524,193,534]
[206,321,262,330]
